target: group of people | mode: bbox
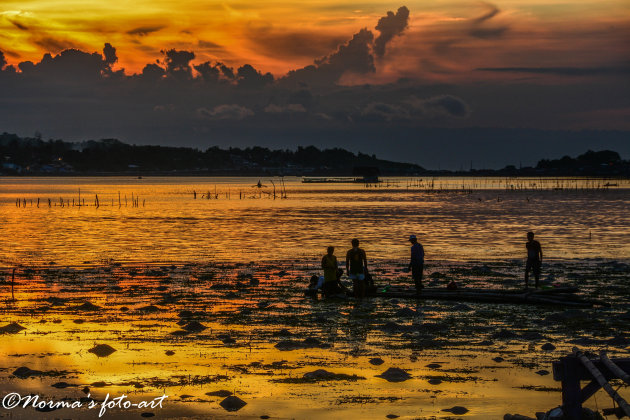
[310,232,543,298]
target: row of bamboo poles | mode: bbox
[15,189,143,208]
[362,177,627,191]
[192,179,288,200]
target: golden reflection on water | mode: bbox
[1,260,628,419]
[1,177,630,266]
[1,177,629,419]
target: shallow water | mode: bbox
[0,260,629,419]
[1,177,629,419]
[2,176,630,266]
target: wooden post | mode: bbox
[601,352,630,384]
[560,356,583,420]
[11,268,15,301]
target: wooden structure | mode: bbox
[552,349,630,419]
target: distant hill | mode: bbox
[0,132,424,176]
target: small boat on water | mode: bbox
[301,176,380,183]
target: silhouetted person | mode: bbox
[322,246,343,296]
[408,234,424,294]
[346,238,368,298]
[525,231,543,289]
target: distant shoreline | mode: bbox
[1,172,628,179]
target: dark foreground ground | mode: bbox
[0,258,629,419]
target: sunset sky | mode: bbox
[1,1,629,168]
[2,0,628,78]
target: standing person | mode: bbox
[408,235,425,294]
[346,239,368,298]
[321,246,340,296]
[525,231,543,289]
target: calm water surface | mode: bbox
[1,177,629,266]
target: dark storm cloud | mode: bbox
[373,6,410,57]
[141,62,165,80]
[283,7,414,85]
[193,61,221,82]
[103,43,117,66]
[0,4,627,169]
[14,45,116,79]
[220,63,235,79]
[236,64,274,88]
[127,26,166,36]
[284,28,375,86]
[162,49,195,79]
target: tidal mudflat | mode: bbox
[1,177,629,418]
[1,258,629,419]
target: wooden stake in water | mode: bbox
[11,268,15,301]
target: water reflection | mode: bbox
[1,177,629,267]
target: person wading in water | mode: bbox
[525,231,543,289]
[346,239,368,298]
[408,234,425,295]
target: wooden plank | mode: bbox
[600,352,630,385]
[554,357,630,381]
[579,380,601,403]
[574,348,630,418]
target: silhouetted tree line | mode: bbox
[1,132,627,176]
[0,133,423,175]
